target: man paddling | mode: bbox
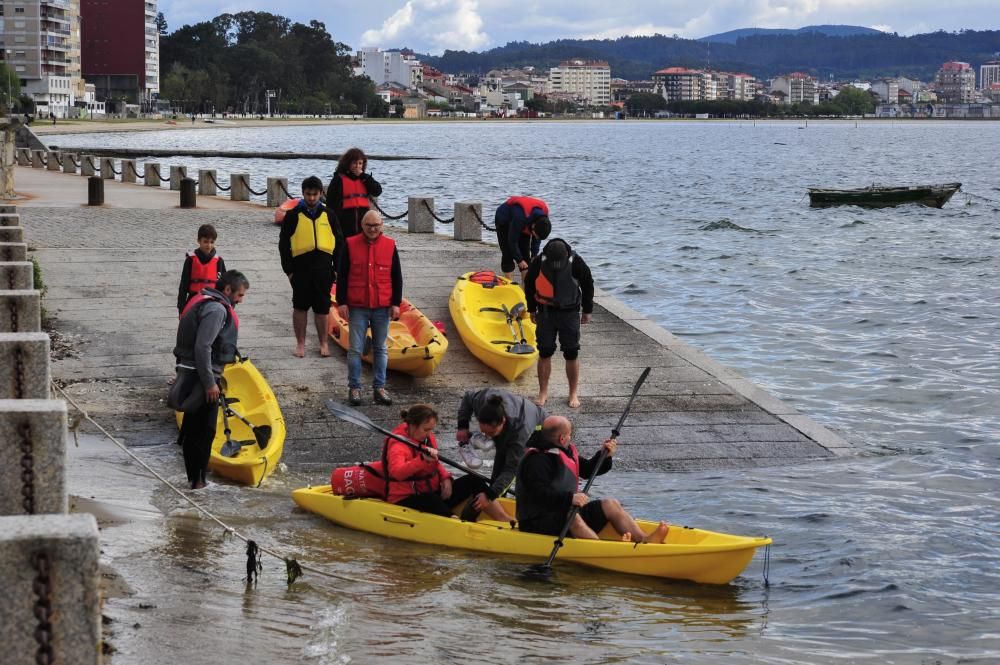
[516,416,669,543]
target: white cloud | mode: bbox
[361,0,489,53]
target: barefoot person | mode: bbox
[278,176,343,358]
[515,416,669,543]
[523,238,594,408]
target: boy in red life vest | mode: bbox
[494,195,552,282]
[524,238,594,409]
[384,404,454,516]
[278,176,343,358]
[515,416,670,543]
[176,224,227,314]
[327,147,382,238]
[336,210,402,406]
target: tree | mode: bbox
[833,86,875,115]
[626,92,667,114]
[156,11,168,36]
[0,61,20,112]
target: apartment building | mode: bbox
[356,47,423,89]
[0,0,85,116]
[546,59,611,106]
[980,60,1000,90]
[80,0,159,105]
[870,78,899,104]
[769,72,819,105]
[652,67,709,102]
[935,61,976,103]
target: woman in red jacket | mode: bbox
[385,404,453,516]
[328,147,383,237]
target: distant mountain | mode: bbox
[699,25,884,44]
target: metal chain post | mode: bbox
[372,199,407,221]
[19,421,35,514]
[31,551,54,665]
[421,199,455,224]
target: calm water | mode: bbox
[58,122,1000,664]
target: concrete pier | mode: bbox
[408,196,435,233]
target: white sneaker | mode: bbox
[470,432,494,452]
[458,442,483,469]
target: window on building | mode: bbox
[15,7,25,14]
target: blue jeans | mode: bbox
[348,307,390,389]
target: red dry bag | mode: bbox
[330,461,386,498]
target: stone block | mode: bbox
[453,201,483,241]
[99,157,115,180]
[79,155,96,177]
[0,262,33,290]
[46,151,62,172]
[0,333,49,398]
[0,213,20,226]
[0,290,41,332]
[408,196,434,233]
[15,148,30,166]
[0,399,67,515]
[267,177,288,208]
[0,205,16,214]
[62,153,77,174]
[0,513,101,665]
[0,242,27,262]
[121,159,137,183]
[31,150,46,169]
[0,227,24,242]
[169,165,187,191]
[231,173,250,201]
[144,162,161,187]
[198,169,217,196]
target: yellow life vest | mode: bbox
[290,209,336,257]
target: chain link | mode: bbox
[277,179,293,200]
[421,199,455,224]
[372,199,407,221]
[14,345,26,398]
[9,298,19,331]
[147,164,164,181]
[31,551,54,665]
[241,175,267,197]
[127,161,145,179]
[208,171,231,192]
[472,205,496,231]
[19,421,35,514]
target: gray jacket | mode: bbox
[457,388,547,498]
[173,288,239,389]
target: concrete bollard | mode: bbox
[0,214,20,226]
[198,169,217,196]
[0,227,24,243]
[62,152,77,174]
[170,165,187,191]
[0,333,50,398]
[0,514,101,665]
[230,173,250,201]
[144,162,161,187]
[121,159,137,183]
[87,177,103,206]
[79,155,96,177]
[31,150,46,169]
[180,178,197,208]
[47,151,62,172]
[267,177,288,208]
[0,205,16,214]
[453,201,483,241]
[99,157,115,180]
[15,148,30,166]
[408,197,435,233]
[0,262,33,290]
[0,290,41,332]
[0,399,68,514]
[0,242,27,262]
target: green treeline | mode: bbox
[644,86,877,117]
[424,30,1000,81]
[159,11,387,116]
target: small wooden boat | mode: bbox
[808,182,961,208]
[175,356,285,487]
[292,486,771,584]
[449,271,538,382]
[329,289,448,378]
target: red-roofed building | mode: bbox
[935,61,975,103]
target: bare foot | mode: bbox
[568,395,581,409]
[319,345,331,357]
[621,532,632,542]
[534,392,548,407]
[293,343,305,358]
[644,521,670,544]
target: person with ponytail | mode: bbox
[384,404,453,517]
[450,388,547,522]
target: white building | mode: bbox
[870,79,899,105]
[769,73,819,105]
[546,59,611,106]
[981,60,1000,90]
[356,47,423,89]
[935,61,976,103]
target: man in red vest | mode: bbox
[336,210,403,406]
[493,195,551,282]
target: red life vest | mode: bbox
[178,291,239,330]
[340,174,370,210]
[384,423,447,504]
[345,233,395,308]
[506,196,548,235]
[187,252,222,295]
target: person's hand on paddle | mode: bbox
[472,492,491,511]
[390,305,400,321]
[441,477,453,500]
[571,492,589,508]
[337,304,349,320]
[602,438,617,456]
[205,384,220,404]
[420,446,439,463]
[455,428,471,444]
[581,312,592,324]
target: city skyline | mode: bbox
[157,0,999,55]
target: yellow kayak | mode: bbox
[176,357,285,487]
[291,486,771,584]
[449,271,538,382]
[329,289,449,378]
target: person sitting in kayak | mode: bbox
[516,415,670,543]
[384,404,453,517]
[452,389,547,523]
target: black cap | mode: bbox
[543,238,569,269]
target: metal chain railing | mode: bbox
[208,171,231,192]
[471,205,496,231]
[19,421,35,514]
[127,161,145,180]
[31,551,54,665]
[51,153,63,168]
[277,179,293,200]
[13,346,26,398]
[109,161,122,176]
[421,199,454,224]
[241,175,267,197]
[67,155,80,168]
[372,199,407,221]
[147,163,164,181]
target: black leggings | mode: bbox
[397,493,453,517]
[179,400,218,486]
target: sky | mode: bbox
[157,0,997,55]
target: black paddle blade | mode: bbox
[254,425,272,450]
[509,343,535,355]
[521,563,555,582]
[220,439,241,457]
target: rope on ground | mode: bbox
[372,199,407,221]
[421,199,454,224]
[241,175,267,197]
[208,171,231,192]
[52,382,388,588]
[471,205,496,232]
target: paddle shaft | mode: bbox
[539,367,652,569]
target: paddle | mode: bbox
[222,397,272,450]
[324,399,503,488]
[500,303,535,354]
[219,389,241,457]
[524,366,651,580]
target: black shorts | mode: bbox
[291,268,334,314]
[495,224,532,273]
[447,474,491,507]
[535,307,581,357]
[520,500,608,536]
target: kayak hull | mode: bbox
[449,272,538,382]
[292,486,771,584]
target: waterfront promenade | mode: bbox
[15,165,849,472]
